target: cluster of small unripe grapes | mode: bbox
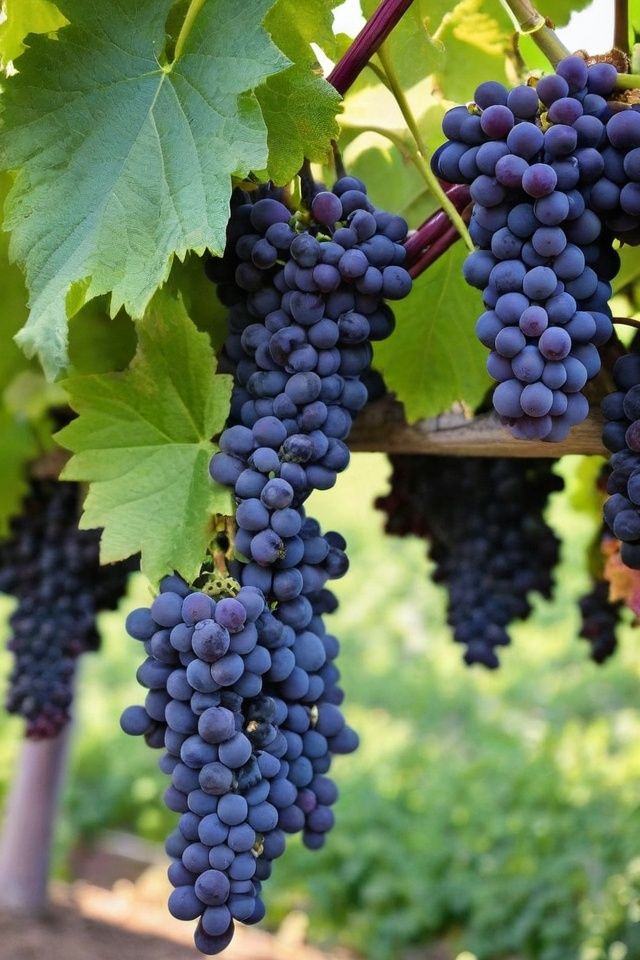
[0,479,133,737]
[376,455,562,668]
[434,55,631,442]
[121,176,412,953]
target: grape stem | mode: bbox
[327,0,416,95]
[614,0,630,57]
[613,316,640,329]
[613,73,640,89]
[499,0,570,66]
[375,44,474,251]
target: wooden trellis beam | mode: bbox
[349,395,607,457]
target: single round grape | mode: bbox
[495,326,526,358]
[506,122,544,159]
[507,84,539,118]
[311,190,343,225]
[493,379,523,417]
[536,73,569,105]
[522,266,557,300]
[522,164,557,198]
[607,110,640,150]
[520,382,553,417]
[587,61,618,96]
[480,104,514,138]
[539,327,571,360]
[519,305,548,336]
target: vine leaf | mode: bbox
[0,0,67,66]
[373,244,491,421]
[56,289,233,585]
[0,410,39,539]
[257,0,342,184]
[0,0,289,379]
[0,173,32,393]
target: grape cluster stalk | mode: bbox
[121,176,412,953]
[0,479,133,738]
[434,56,625,441]
[376,455,562,668]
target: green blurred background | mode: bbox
[2,452,640,960]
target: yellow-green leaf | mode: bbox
[56,289,233,585]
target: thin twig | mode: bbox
[613,316,640,329]
[376,44,474,251]
[614,0,630,56]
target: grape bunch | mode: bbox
[122,545,353,953]
[0,478,134,738]
[579,577,623,664]
[120,177,409,953]
[376,455,562,668]
[601,350,640,568]
[434,56,621,441]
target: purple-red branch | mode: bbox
[326,1,473,278]
[408,222,461,278]
[327,0,416,96]
[404,185,471,262]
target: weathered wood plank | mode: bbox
[349,396,607,457]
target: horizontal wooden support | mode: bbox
[349,395,608,457]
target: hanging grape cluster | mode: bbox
[120,176,412,953]
[1,478,134,738]
[434,56,624,441]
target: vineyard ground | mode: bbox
[0,840,460,960]
[0,873,347,960]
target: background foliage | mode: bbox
[3,2,640,960]
[2,454,640,960]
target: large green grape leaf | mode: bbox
[0,409,39,538]
[257,0,342,184]
[0,0,289,379]
[0,172,31,392]
[67,301,137,375]
[56,289,233,585]
[0,0,67,66]
[373,244,491,421]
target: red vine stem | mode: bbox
[404,185,471,263]
[408,223,460,278]
[327,0,416,96]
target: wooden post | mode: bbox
[0,725,72,912]
[349,396,607,457]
